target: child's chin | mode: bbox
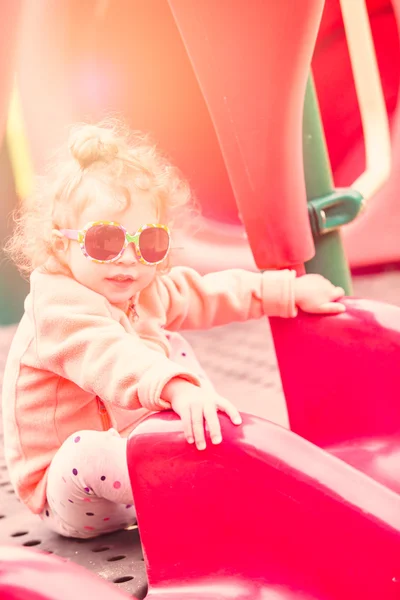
[107,290,133,303]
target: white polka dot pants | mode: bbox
[41,428,136,539]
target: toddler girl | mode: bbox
[2,121,345,539]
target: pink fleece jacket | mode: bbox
[2,265,296,513]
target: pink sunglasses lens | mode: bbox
[139,228,169,263]
[84,224,125,261]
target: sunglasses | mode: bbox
[60,221,171,265]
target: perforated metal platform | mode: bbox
[1,269,399,598]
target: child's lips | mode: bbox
[106,275,136,288]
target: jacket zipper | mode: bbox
[129,301,139,322]
[97,396,112,430]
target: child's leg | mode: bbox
[41,428,136,538]
[167,331,214,389]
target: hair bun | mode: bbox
[69,124,119,168]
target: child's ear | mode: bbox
[51,229,68,253]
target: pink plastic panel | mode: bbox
[128,412,400,600]
[0,546,132,600]
[313,0,400,269]
[160,0,320,269]
[270,298,400,447]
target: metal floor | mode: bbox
[0,319,284,599]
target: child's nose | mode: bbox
[117,243,137,264]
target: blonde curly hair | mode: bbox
[4,119,193,277]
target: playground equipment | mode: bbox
[315,0,400,268]
[1,0,400,327]
[3,1,400,599]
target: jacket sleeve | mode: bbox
[159,266,297,331]
[31,273,201,411]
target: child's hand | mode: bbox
[294,274,346,315]
[162,378,242,450]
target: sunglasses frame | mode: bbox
[59,221,171,265]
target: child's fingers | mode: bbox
[217,397,242,426]
[178,405,195,444]
[190,402,207,450]
[330,286,345,300]
[203,402,222,445]
[159,399,171,410]
[316,301,346,314]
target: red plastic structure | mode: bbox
[272,297,400,485]
[167,0,319,270]
[124,301,400,600]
